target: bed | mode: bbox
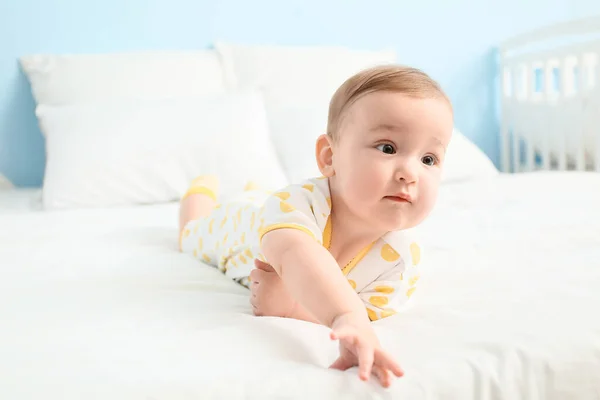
[2,172,599,399]
[2,20,600,399]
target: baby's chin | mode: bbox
[377,210,425,232]
[377,215,412,232]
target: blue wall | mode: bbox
[1,0,600,187]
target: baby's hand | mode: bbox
[329,312,404,388]
[249,259,297,318]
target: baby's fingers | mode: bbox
[329,356,354,371]
[329,330,372,380]
[356,341,375,381]
[371,365,393,388]
[375,349,404,377]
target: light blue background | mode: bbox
[1,0,599,187]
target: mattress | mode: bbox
[1,172,599,399]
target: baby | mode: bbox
[179,65,454,387]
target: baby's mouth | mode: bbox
[384,195,412,204]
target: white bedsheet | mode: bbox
[1,172,599,399]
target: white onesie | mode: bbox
[180,176,422,321]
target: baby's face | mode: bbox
[330,91,453,232]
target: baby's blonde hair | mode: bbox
[327,65,451,140]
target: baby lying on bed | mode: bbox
[178,65,454,387]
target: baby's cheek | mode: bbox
[347,170,380,200]
[418,180,439,215]
[361,166,387,191]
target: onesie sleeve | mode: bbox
[357,242,422,321]
[257,181,330,246]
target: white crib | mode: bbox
[500,15,600,173]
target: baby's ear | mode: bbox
[315,134,335,177]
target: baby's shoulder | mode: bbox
[266,176,331,211]
[257,177,332,246]
[273,176,330,198]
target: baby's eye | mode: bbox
[376,143,396,154]
[422,155,436,166]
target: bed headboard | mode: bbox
[499,15,600,173]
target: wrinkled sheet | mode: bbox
[1,171,599,399]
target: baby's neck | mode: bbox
[330,210,381,245]
[327,198,384,266]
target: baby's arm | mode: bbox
[285,257,420,323]
[261,228,367,327]
[261,228,404,385]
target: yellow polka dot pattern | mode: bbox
[244,181,260,191]
[369,296,389,308]
[274,192,290,200]
[279,201,294,213]
[374,286,395,294]
[409,275,420,286]
[367,308,378,321]
[181,178,283,283]
[380,244,400,262]
[410,242,421,265]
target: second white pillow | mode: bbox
[36,91,289,210]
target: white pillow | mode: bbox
[36,91,289,210]
[20,50,227,105]
[442,129,499,182]
[215,41,397,183]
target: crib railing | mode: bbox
[500,15,600,173]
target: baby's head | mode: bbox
[316,65,454,232]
